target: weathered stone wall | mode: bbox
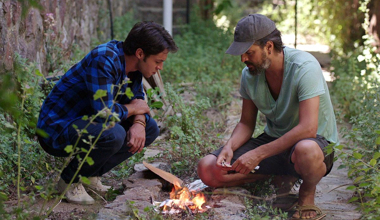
[0,0,132,75]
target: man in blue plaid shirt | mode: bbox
[37,21,177,204]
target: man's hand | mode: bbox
[216,146,234,171]
[231,150,260,175]
[127,123,146,154]
[125,99,150,117]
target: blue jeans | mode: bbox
[39,116,159,183]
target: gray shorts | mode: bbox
[210,133,334,178]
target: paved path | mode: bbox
[316,157,361,219]
[308,49,362,219]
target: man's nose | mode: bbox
[157,63,163,71]
[241,54,248,63]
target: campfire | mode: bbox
[143,161,210,214]
[156,180,210,214]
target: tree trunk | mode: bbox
[198,0,214,20]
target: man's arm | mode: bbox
[216,98,258,167]
[232,96,320,174]
[124,99,150,118]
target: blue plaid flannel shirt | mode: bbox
[37,40,146,150]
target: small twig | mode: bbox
[87,188,108,204]
[327,183,354,193]
[51,199,62,212]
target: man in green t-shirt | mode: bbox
[197,14,338,220]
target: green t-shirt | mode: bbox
[239,47,339,144]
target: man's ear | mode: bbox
[135,48,144,60]
[266,41,273,54]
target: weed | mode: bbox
[328,1,380,217]
[244,197,288,220]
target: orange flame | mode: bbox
[164,182,206,212]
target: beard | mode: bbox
[245,51,271,76]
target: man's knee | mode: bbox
[197,155,221,187]
[97,124,126,153]
[145,117,159,146]
[292,140,324,164]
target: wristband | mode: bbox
[134,120,146,127]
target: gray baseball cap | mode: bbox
[226,14,276,56]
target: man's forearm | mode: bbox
[226,122,255,152]
[133,114,146,123]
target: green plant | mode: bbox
[164,83,213,177]
[244,197,288,220]
[328,1,380,218]
[163,9,241,110]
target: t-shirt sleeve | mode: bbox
[239,70,251,100]
[297,61,326,102]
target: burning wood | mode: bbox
[154,180,210,214]
[142,162,210,214]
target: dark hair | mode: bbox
[123,21,178,57]
[255,29,283,53]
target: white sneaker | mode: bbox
[57,178,95,205]
[84,177,111,195]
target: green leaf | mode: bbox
[337,164,346,169]
[64,145,73,153]
[359,182,370,187]
[346,185,356,191]
[370,159,377,166]
[354,176,364,183]
[0,192,8,200]
[35,69,43,77]
[80,176,90,185]
[125,87,134,99]
[376,136,380,145]
[146,88,153,97]
[24,138,32,144]
[325,146,333,155]
[374,152,380,160]
[31,176,35,184]
[348,197,359,203]
[36,129,49,138]
[335,145,344,150]
[82,115,89,121]
[81,148,88,153]
[352,152,363,159]
[94,89,107,100]
[150,101,163,109]
[86,157,94,166]
[35,185,43,190]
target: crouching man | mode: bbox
[37,21,177,204]
[197,14,338,220]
